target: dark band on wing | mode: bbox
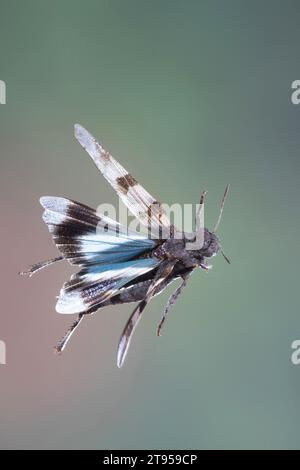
[74,125,172,233]
[40,197,157,267]
[116,174,138,194]
[55,258,161,314]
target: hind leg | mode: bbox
[157,272,191,336]
[55,313,90,353]
[19,256,64,277]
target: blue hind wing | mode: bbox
[55,258,161,314]
[40,196,156,266]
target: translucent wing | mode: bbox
[40,196,156,266]
[74,124,171,235]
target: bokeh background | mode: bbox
[1,0,300,450]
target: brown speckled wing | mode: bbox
[74,124,171,235]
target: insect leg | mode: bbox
[117,260,176,368]
[55,313,87,354]
[19,256,64,277]
[157,271,192,336]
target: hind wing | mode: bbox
[40,196,156,267]
[56,258,161,314]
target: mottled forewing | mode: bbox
[74,125,171,235]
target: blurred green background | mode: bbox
[1,0,300,449]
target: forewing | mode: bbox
[74,124,171,234]
[56,258,161,314]
[40,196,156,266]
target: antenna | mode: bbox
[213,184,230,233]
[221,249,231,264]
[195,190,207,229]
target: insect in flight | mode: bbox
[21,125,230,367]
